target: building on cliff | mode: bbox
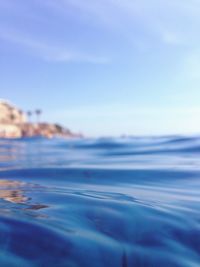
[0,100,81,138]
[0,100,27,138]
[0,99,27,124]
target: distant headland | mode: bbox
[0,100,82,139]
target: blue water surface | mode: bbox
[0,136,200,266]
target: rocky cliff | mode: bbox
[0,100,82,139]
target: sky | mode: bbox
[1,0,200,136]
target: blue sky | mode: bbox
[1,0,200,136]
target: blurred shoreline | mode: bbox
[0,100,82,139]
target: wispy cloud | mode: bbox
[46,0,200,47]
[0,0,110,63]
[0,27,109,64]
[42,0,200,86]
[1,0,200,63]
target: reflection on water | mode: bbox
[0,137,199,266]
[0,179,49,213]
[0,180,29,204]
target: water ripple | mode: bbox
[0,137,200,266]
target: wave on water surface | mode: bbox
[0,136,200,266]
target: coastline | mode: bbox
[0,122,83,139]
[0,100,82,139]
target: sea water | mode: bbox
[0,136,199,266]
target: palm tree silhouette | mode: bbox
[27,111,32,123]
[18,109,23,124]
[35,109,42,124]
